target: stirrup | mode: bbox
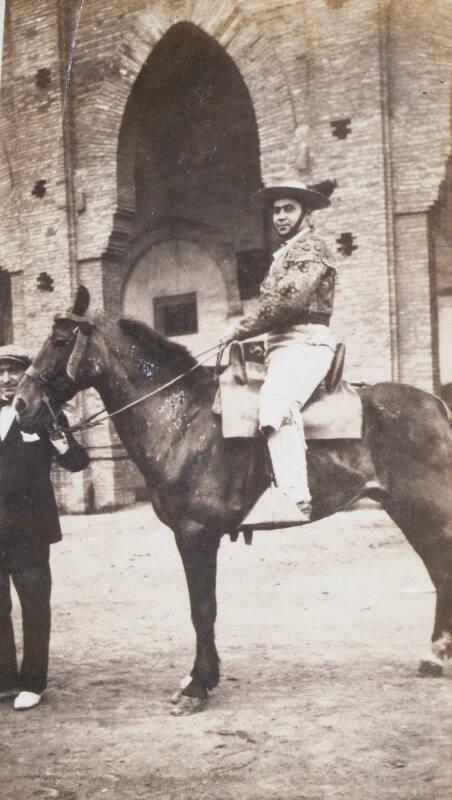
[239,486,311,531]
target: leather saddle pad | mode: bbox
[212,364,362,439]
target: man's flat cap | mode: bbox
[0,344,31,366]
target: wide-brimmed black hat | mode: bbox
[0,344,31,367]
[252,179,337,211]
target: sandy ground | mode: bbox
[0,503,450,800]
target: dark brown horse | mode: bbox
[15,287,452,714]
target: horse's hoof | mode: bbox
[170,694,207,716]
[432,633,452,660]
[418,655,443,677]
[170,689,183,704]
[170,674,192,704]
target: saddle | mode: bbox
[213,340,362,440]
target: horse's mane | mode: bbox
[118,318,198,372]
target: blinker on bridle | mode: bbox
[23,312,95,434]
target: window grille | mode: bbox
[153,292,198,337]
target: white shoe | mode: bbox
[14,691,43,711]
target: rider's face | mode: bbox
[272,198,304,238]
[0,362,26,403]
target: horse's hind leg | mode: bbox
[363,387,452,674]
[419,536,452,673]
[383,499,452,676]
[171,524,221,716]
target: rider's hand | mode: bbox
[50,431,70,455]
[219,324,238,349]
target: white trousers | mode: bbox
[259,343,334,503]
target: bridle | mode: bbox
[25,311,95,380]
[23,311,224,435]
[23,311,95,434]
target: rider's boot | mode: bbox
[296,500,312,522]
[263,422,312,522]
[238,421,312,531]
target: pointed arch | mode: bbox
[116,21,268,347]
[72,2,297,263]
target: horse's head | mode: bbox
[15,286,98,433]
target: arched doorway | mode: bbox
[0,268,12,344]
[429,154,452,392]
[120,22,264,347]
[122,239,228,353]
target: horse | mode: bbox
[14,286,452,715]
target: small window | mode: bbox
[336,232,358,256]
[330,118,352,140]
[237,250,269,300]
[153,292,198,337]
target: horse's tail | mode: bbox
[431,393,451,423]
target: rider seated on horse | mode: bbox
[220,179,338,522]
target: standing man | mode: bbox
[221,179,337,521]
[0,344,89,710]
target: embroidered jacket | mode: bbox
[231,227,336,341]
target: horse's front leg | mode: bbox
[171,524,221,716]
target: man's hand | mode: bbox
[49,431,70,455]
[219,323,239,349]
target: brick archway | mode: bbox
[72,2,297,265]
[115,20,267,323]
[113,12,297,222]
[115,3,297,193]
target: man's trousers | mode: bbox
[259,342,334,503]
[0,542,51,694]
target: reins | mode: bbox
[63,343,225,435]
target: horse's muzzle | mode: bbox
[14,396,52,435]
[14,397,27,414]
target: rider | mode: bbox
[221,179,337,522]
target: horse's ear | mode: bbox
[71,286,90,317]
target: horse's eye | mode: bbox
[54,339,67,348]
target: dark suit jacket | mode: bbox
[0,414,89,549]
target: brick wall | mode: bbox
[394,213,436,387]
[0,1,76,341]
[387,0,452,390]
[299,0,394,382]
[0,0,87,512]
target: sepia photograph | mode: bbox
[0,0,451,798]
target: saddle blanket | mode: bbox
[213,366,362,439]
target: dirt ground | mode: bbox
[1,503,450,800]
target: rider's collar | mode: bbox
[273,223,311,260]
